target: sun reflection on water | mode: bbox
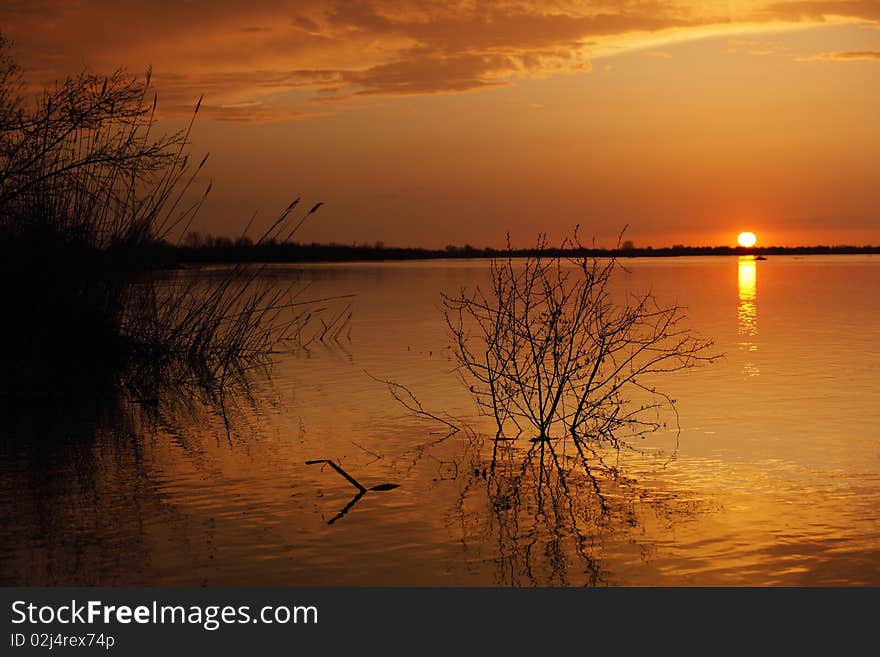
[737,256,759,375]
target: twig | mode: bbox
[364,370,460,432]
[306,458,366,492]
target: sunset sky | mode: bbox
[3,1,879,247]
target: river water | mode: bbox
[2,255,878,585]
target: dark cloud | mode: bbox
[1,1,876,121]
[309,2,689,96]
[292,15,320,32]
[343,51,514,95]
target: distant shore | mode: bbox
[152,242,880,265]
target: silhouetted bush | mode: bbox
[444,231,718,499]
[0,35,324,399]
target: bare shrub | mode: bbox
[443,231,717,472]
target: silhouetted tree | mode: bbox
[444,231,717,483]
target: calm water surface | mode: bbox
[2,255,879,585]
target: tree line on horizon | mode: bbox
[149,232,880,264]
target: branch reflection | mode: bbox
[451,428,696,586]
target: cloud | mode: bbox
[150,68,345,119]
[293,15,320,33]
[194,103,306,122]
[798,49,880,60]
[314,3,688,95]
[1,1,878,121]
[342,52,513,95]
[767,1,880,22]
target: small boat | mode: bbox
[756,255,767,261]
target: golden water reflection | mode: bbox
[737,256,758,375]
[5,258,880,586]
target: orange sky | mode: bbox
[3,1,879,247]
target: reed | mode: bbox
[0,35,331,399]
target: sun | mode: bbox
[737,231,757,248]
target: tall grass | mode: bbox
[0,35,328,400]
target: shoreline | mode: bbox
[158,243,880,266]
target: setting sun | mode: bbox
[737,232,758,248]
[4,0,880,600]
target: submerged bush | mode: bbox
[444,231,718,483]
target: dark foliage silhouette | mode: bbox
[0,35,333,401]
[444,231,718,503]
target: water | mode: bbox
[2,255,879,586]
